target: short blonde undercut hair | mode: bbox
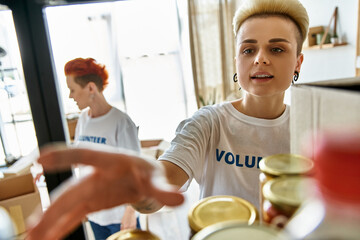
[233,0,309,53]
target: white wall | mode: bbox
[299,0,358,83]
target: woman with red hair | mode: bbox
[65,58,141,239]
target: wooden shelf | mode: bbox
[304,42,348,50]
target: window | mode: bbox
[45,0,196,142]
[0,9,37,166]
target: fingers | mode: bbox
[39,144,185,206]
[26,172,184,240]
[146,184,185,207]
[38,144,155,175]
[28,144,184,240]
[134,166,184,207]
[146,164,185,207]
[38,144,82,171]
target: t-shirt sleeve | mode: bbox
[116,115,141,153]
[158,106,215,186]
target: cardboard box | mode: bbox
[2,148,39,178]
[67,117,78,141]
[290,77,360,155]
[0,173,42,235]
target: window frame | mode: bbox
[0,0,118,239]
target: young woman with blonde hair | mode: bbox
[27,0,309,239]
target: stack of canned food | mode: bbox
[188,154,314,240]
[187,194,289,239]
[259,154,314,229]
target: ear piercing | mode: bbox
[292,71,299,84]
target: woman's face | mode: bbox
[235,16,303,98]
[66,75,90,110]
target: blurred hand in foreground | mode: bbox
[26,144,184,240]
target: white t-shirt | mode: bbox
[74,107,141,226]
[158,102,290,211]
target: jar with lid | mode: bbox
[259,154,314,222]
[106,229,160,240]
[261,176,313,229]
[187,195,258,239]
[284,129,360,239]
[191,220,289,240]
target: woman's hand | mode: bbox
[26,144,184,240]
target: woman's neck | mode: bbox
[231,93,286,119]
[88,94,112,118]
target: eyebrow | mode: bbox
[269,38,290,43]
[241,39,257,44]
[240,38,290,44]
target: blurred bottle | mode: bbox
[284,129,360,239]
[0,206,16,240]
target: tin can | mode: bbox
[262,176,312,229]
[259,154,313,222]
[187,195,258,238]
[106,229,160,240]
[191,220,288,240]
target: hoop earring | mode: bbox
[292,71,299,84]
[233,73,241,90]
[233,73,238,82]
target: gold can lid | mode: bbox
[259,154,313,176]
[262,176,313,207]
[106,229,160,240]
[191,220,288,240]
[188,195,258,232]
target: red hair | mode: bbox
[64,58,109,90]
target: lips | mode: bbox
[250,71,274,83]
[250,74,274,79]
